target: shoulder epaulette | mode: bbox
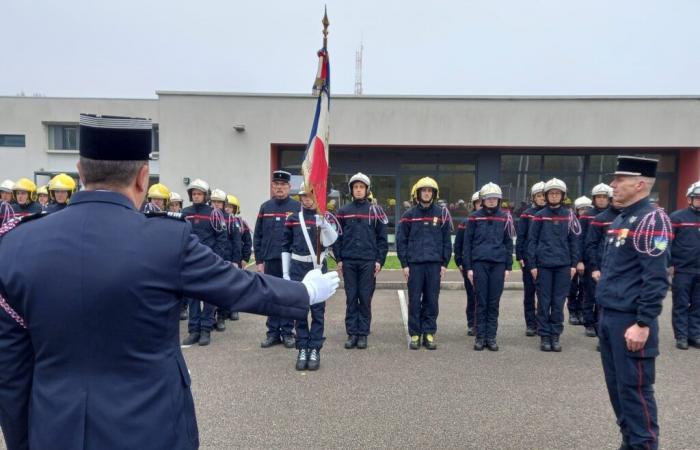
[144,211,186,221]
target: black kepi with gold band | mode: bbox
[612,156,658,177]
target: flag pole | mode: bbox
[316,7,329,266]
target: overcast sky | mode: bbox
[2,0,698,98]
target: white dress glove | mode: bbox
[317,216,338,247]
[281,252,291,280]
[301,269,340,305]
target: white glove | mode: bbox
[302,269,340,305]
[281,252,291,281]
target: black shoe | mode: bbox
[198,331,211,346]
[467,327,475,336]
[260,336,282,348]
[215,315,226,332]
[182,333,200,346]
[295,348,308,371]
[596,343,601,352]
[307,349,320,370]
[585,326,597,337]
[179,309,188,321]
[487,339,499,352]
[569,315,581,326]
[551,335,562,352]
[474,339,485,351]
[344,335,358,349]
[229,311,240,321]
[540,336,552,352]
[357,335,368,349]
[409,336,420,350]
[676,338,689,350]
[689,337,700,349]
[423,334,437,350]
[618,440,632,450]
[525,327,537,337]
[283,335,296,349]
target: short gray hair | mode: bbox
[79,157,147,189]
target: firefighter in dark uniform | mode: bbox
[169,192,183,213]
[397,177,452,350]
[334,173,389,350]
[527,178,580,352]
[455,191,481,336]
[226,194,251,321]
[669,181,700,350]
[142,183,170,213]
[45,173,77,214]
[36,185,50,211]
[568,196,592,325]
[1,180,16,226]
[0,113,339,450]
[583,183,616,338]
[516,181,546,336]
[210,188,241,332]
[597,156,670,450]
[463,183,514,351]
[10,178,43,217]
[181,178,229,347]
[254,170,301,348]
[282,184,338,370]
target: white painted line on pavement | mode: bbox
[397,289,410,348]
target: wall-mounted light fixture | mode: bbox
[183,177,190,186]
[233,124,246,132]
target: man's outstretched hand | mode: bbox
[302,269,340,305]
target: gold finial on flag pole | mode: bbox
[322,6,330,48]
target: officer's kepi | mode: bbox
[612,156,658,178]
[272,170,292,183]
[79,114,153,160]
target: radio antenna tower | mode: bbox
[354,40,363,95]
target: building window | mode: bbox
[152,124,159,153]
[0,134,26,147]
[48,125,78,150]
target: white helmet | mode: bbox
[210,188,227,202]
[479,182,503,200]
[348,172,371,190]
[298,183,307,196]
[544,178,567,194]
[686,181,700,198]
[470,192,480,203]
[169,192,183,203]
[530,181,546,197]
[591,183,612,198]
[0,179,14,193]
[187,178,210,201]
[574,196,592,209]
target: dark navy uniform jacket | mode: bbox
[515,205,543,266]
[396,203,452,268]
[254,197,300,262]
[282,207,332,261]
[181,203,227,258]
[462,207,514,271]
[232,216,252,263]
[526,206,580,269]
[9,201,42,218]
[585,207,620,272]
[453,219,468,268]
[597,197,671,327]
[333,199,389,265]
[0,191,310,450]
[224,212,242,263]
[670,207,700,274]
[45,202,68,214]
[578,207,605,264]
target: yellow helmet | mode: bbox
[226,194,240,213]
[388,198,396,206]
[49,173,77,193]
[13,178,38,201]
[37,185,49,196]
[147,183,170,200]
[414,177,439,200]
[210,188,227,202]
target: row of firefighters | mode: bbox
[1,171,698,370]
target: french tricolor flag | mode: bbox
[302,47,330,214]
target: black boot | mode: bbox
[551,335,562,352]
[356,335,368,349]
[474,339,485,351]
[179,307,188,321]
[569,314,581,326]
[689,336,700,349]
[487,339,499,352]
[467,327,475,336]
[585,326,597,337]
[229,311,240,321]
[215,313,226,332]
[676,338,689,350]
[295,348,308,371]
[344,335,358,349]
[283,335,296,349]
[307,349,320,371]
[525,327,537,337]
[423,334,437,350]
[260,335,282,348]
[182,332,200,346]
[198,331,211,346]
[540,336,552,352]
